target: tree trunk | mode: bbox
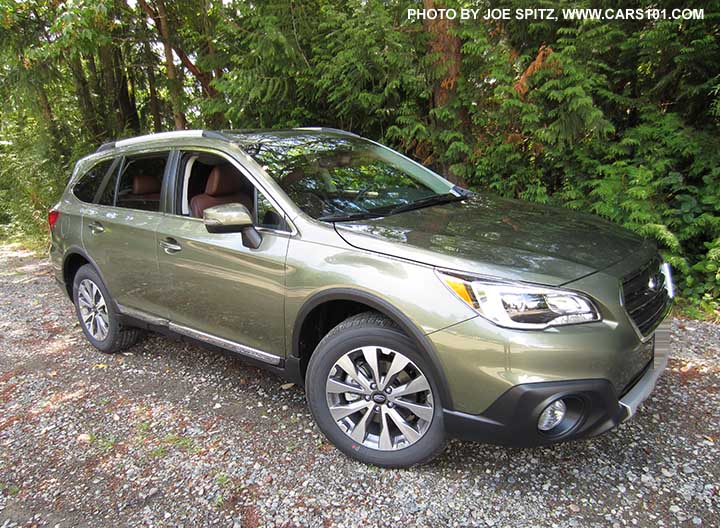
[85,53,104,116]
[201,0,225,128]
[113,46,141,133]
[422,0,462,108]
[143,41,163,132]
[68,54,103,140]
[99,44,123,134]
[139,0,186,130]
[422,0,467,186]
[34,80,69,157]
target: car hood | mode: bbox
[334,193,651,286]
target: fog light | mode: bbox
[538,399,567,432]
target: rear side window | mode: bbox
[98,165,119,206]
[72,159,114,203]
[115,153,168,212]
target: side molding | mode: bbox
[116,304,283,367]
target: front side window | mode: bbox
[256,191,286,230]
[242,133,455,221]
[177,151,289,232]
[73,159,114,203]
[115,153,168,212]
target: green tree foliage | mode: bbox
[0,0,718,314]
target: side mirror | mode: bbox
[203,203,262,249]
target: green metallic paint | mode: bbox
[282,215,478,346]
[155,215,289,357]
[80,203,167,316]
[335,194,650,286]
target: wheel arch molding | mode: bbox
[291,287,454,409]
[61,246,111,300]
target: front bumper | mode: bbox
[444,318,671,447]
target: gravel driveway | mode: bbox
[0,244,718,527]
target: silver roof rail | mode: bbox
[293,127,359,137]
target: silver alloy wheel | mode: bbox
[78,279,109,342]
[326,346,434,451]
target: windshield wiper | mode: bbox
[318,211,384,222]
[318,193,467,222]
[383,193,466,216]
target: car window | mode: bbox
[177,151,290,232]
[243,133,453,220]
[115,153,168,212]
[73,159,114,203]
[97,158,122,206]
[256,190,286,230]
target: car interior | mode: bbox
[115,156,167,212]
[180,153,285,229]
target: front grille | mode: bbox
[621,257,671,336]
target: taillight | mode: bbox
[48,209,60,230]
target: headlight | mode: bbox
[437,270,601,330]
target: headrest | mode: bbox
[132,174,161,195]
[206,164,243,196]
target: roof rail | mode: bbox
[96,130,224,153]
[115,130,205,148]
[96,141,116,152]
[201,130,231,141]
[293,127,359,137]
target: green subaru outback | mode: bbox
[49,128,673,467]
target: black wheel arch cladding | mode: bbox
[292,287,454,409]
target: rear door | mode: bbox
[155,149,290,361]
[81,150,173,317]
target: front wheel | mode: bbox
[305,312,446,467]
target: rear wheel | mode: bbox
[306,312,446,467]
[72,264,141,353]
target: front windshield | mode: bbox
[243,133,454,220]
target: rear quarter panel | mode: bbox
[49,164,85,293]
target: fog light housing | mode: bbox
[538,399,567,432]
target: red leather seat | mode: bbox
[190,164,253,218]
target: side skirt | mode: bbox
[115,304,291,372]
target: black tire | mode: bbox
[72,264,141,353]
[305,311,446,467]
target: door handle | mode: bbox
[87,221,104,234]
[160,238,182,254]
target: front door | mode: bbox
[156,152,290,360]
